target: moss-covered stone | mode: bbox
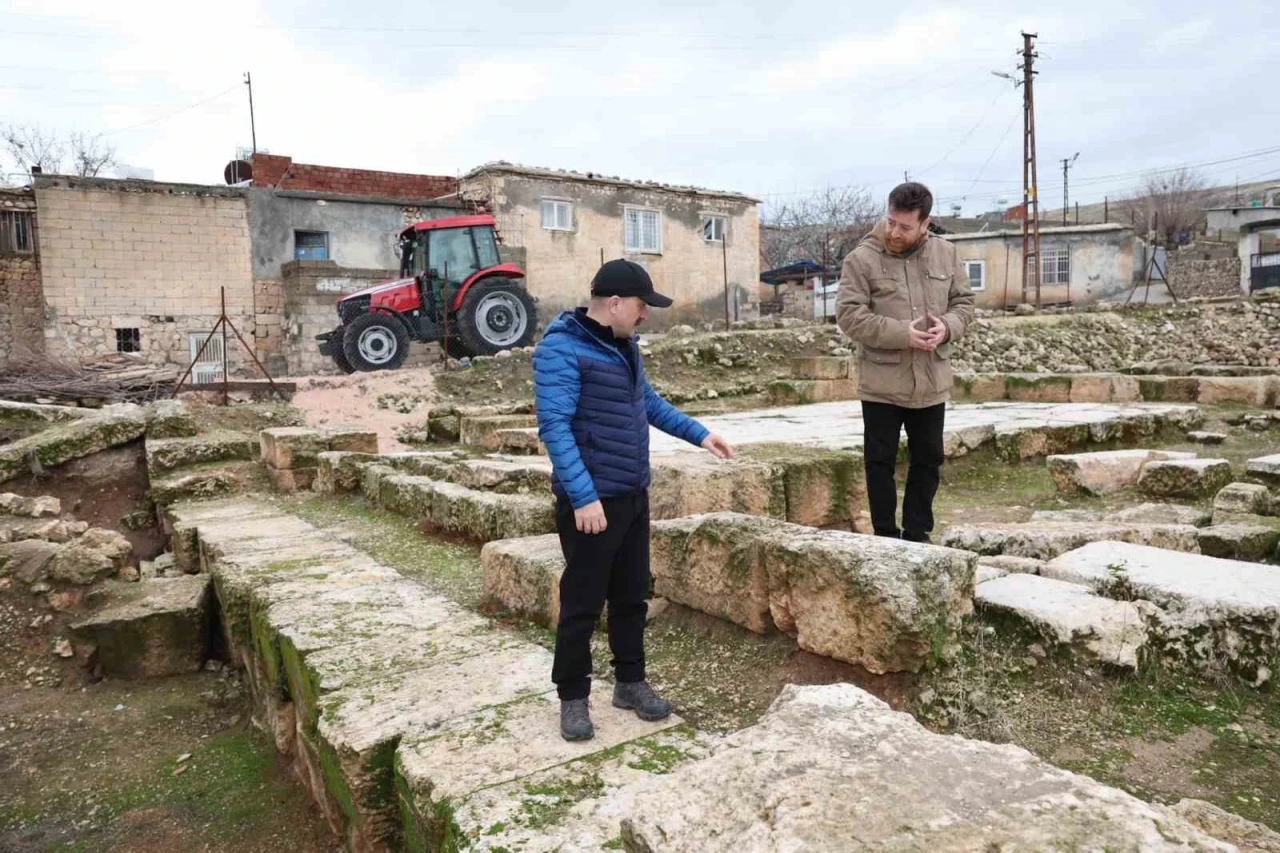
[0,407,147,483]
[145,431,258,478]
[1005,374,1073,403]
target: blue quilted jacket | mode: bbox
[533,310,710,508]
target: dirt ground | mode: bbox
[288,368,438,452]
[0,670,339,853]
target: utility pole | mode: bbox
[244,72,257,154]
[1019,32,1042,307]
[1061,152,1079,226]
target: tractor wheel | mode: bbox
[329,326,357,374]
[342,313,410,371]
[455,278,537,357]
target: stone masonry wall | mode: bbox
[33,178,256,376]
[0,189,46,367]
[1166,255,1242,300]
[281,260,432,375]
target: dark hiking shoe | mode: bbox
[612,680,672,722]
[902,531,931,544]
[560,698,594,741]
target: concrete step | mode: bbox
[69,575,211,678]
[975,572,1146,668]
[1043,540,1280,683]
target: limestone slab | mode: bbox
[614,684,1235,852]
[145,430,258,478]
[259,426,326,470]
[1247,453,1280,485]
[1197,524,1280,562]
[791,355,850,380]
[1140,458,1235,498]
[0,407,147,483]
[480,534,567,627]
[650,453,786,522]
[1043,540,1280,681]
[1107,502,1213,528]
[70,575,211,678]
[378,474,555,541]
[976,573,1146,667]
[942,521,1201,560]
[1047,449,1196,496]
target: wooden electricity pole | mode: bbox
[1020,32,1042,307]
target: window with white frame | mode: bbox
[624,207,661,254]
[1027,246,1070,285]
[702,215,727,243]
[540,199,573,231]
[964,259,986,291]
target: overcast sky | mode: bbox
[3,0,1278,216]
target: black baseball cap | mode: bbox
[590,259,673,308]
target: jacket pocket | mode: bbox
[862,346,902,364]
[935,342,951,360]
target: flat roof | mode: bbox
[943,223,1132,241]
[464,162,759,204]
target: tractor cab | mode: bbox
[319,214,537,372]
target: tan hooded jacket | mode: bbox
[835,222,975,408]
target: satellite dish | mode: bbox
[224,159,253,185]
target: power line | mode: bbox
[912,85,1009,179]
[100,84,240,136]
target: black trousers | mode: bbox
[861,401,946,540]
[551,489,650,701]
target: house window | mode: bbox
[702,215,727,243]
[540,199,573,231]
[624,207,661,254]
[1027,247,1070,285]
[294,230,329,261]
[964,260,986,291]
[0,211,34,255]
[115,328,141,353]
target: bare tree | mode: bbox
[2,124,65,176]
[67,131,117,177]
[761,186,883,271]
[2,124,118,178]
[1117,168,1208,245]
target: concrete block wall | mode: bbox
[33,178,256,375]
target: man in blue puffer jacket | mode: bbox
[534,259,733,742]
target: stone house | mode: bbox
[234,152,465,375]
[459,163,760,329]
[940,223,1136,308]
[0,187,46,366]
[32,175,257,378]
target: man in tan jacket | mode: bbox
[836,182,974,543]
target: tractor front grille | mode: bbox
[338,296,370,324]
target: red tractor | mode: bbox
[317,214,537,372]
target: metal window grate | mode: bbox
[115,328,141,353]
[0,211,33,255]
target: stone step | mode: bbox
[144,399,197,439]
[1107,502,1213,527]
[650,512,975,673]
[942,521,1201,561]
[145,430,258,478]
[396,690,700,852]
[1043,540,1280,683]
[168,499,567,849]
[0,404,147,484]
[975,573,1146,668]
[613,683,1241,851]
[69,575,211,678]
[375,472,555,542]
[148,460,262,507]
[458,414,540,451]
[1046,448,1196,496]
